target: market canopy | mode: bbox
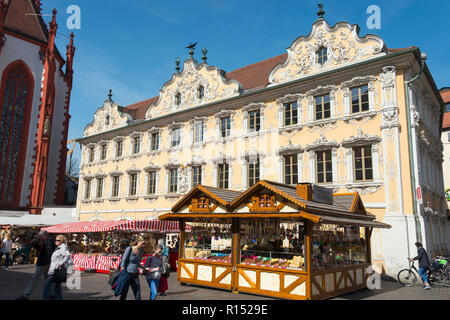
[41,219,189,234]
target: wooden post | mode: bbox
[178,219,185,285]
[232,218,239,293]
[365,227,372,264]
[305,220,313,300]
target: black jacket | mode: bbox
[32,237,56,266]
[413,246,430,269]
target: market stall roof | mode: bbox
[161,181,391,229]
[41,219,188,233]
[0,209,77,227]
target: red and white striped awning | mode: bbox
[41,219,189,234]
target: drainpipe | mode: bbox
[404,52,427,243]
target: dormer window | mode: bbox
[317,46,328,65]
[175,92,181,106]
[197,86,204,99]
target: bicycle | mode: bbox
[397,258,448,287]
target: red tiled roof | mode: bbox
[122,97,158,119]
[225,53,288,91]
[4,0,48,43]
[441,88,450,104]
[443,112,450,129]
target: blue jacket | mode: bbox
[113,269,130,296]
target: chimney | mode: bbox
[296,183,313,201]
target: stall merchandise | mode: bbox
[159,181,391,300]
[42,220,187,273]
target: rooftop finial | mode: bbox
[201,47,208,63]
[317,1,325,19]
[186,42,197,58]
[108,89,113,101]
[175,57,180,73]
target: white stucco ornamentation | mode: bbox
[269,20,386,85]
[84,99,132,136]
[146,59,242,119]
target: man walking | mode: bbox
[15,231,55,300]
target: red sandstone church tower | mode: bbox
[0,0,75,214]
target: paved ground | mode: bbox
[0,265,449,300]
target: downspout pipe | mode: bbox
[404,52,427,243]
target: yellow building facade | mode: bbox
[76,17,448,275]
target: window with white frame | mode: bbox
[151,132,160,151]
[193,122,204,143]
[192,166,202,187]
[132,136,141,154]
[218,163,229,189]
[351,85,369,113]
[284,154,298,185]
[353,145,373,181]
[316,150,333,184]
[248,158,260,187]
[220,117,231,138]
[115,140,123,158]
[169,168,178,193]
[317,47,328,65]
[248,110,261,132]
[111,175,120,198]
[129,173,138,196]
[96,177,104,198]
[172,128,181,147]
[88,146,95,163]
[84,179,91,199]
[284,102,298,126]
[100,144,107,161]
[315,94,331,120]
[147,171,157,195]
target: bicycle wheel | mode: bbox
[432,271,447,286]
[397,269,417,287]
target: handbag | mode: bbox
[108,269,121,287]
[53,266,67,283]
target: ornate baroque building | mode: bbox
[77,13,448,275]
[0,0,75,214]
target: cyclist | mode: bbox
[410,242,431,290]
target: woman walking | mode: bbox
[0,231,13,270]
[157,238,169,296]
[118,236,145,300]
[144,245,163,300]
[411,241,431,290]
[42,235,70,300]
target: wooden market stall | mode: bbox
[159,181,391,300]
[41,220,184,273]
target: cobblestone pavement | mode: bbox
[0,265,449,300]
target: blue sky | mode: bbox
[41,0,450,161]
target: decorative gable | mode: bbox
[269,19,386,85]
[84,99,132,136]
[247,193,285,213]
[146,58,242,119]
[189,195,219,213]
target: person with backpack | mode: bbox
[116,236,145,300]
[15,231,56,300]
[42,235,71,300]
[144,245,163,300]
[410,241,431,290]
[157,238,170,296]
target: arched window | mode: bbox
[175,92,181,106]
[0,61,34,206]
[197,85,204,99]
[317,46,328,65]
